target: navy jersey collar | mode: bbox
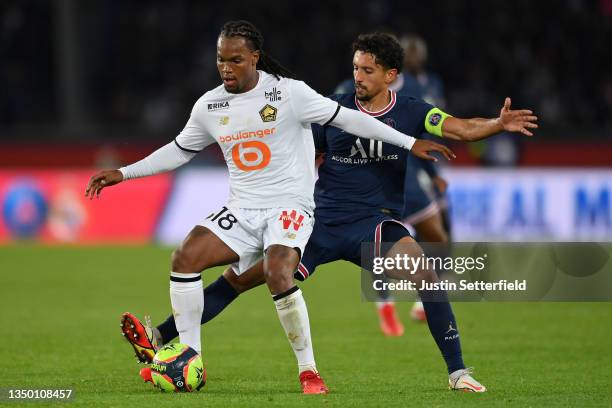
[355,90,397,117]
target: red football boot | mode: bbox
[299,370,329,394]
[378,303,405,336]
[120,312,158,363]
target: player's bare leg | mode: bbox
[264,244,328,394]
[413,211,449,243]
[263,244,298,294]
[383,236,486,392]
[223,262,266,293]
[170,226,239,355]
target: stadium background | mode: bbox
[1,1,611,406]
[1,0,611,243]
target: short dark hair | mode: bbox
[220,20,294,79]
[352,32,404,71]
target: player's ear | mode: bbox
[385,68,398,85]
[252,50,260,67]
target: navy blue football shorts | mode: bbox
[295,214,412,281]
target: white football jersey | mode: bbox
[175,71,339,210]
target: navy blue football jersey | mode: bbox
[313,91,446,224]
[336,74,443,182]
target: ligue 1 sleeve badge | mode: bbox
[429,112,442,126]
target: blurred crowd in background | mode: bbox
[1,1,610,244]
[1,0,611,143]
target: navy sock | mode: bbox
[418,289,465,374]
[157,275,239,344]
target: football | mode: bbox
[149,343,205,392]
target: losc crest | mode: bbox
[259,104,277,122]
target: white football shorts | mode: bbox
[200,205,314,275]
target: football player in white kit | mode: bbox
[85,20,454,394]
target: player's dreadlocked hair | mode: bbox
[352,32,404,71]
[220,20,295,79]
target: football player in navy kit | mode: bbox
[337,33,453,329]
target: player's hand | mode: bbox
[315,152,326,168]
[411,139,456,162]
[499,97,539,136]
[85,170,123,199]
[432,176,448,194]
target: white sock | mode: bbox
[273,287,317,374]
[169,272,203,354]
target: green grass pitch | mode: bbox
[1,245,610,407]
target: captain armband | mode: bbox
[424,108,452,137]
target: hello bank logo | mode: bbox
[265,87,282,102]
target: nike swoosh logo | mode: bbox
[462,381,483,391]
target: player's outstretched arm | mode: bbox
[442,97,538,141]
[84,141,196,199]
[331,106,455,161]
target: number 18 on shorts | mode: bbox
[202,206,314,275]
